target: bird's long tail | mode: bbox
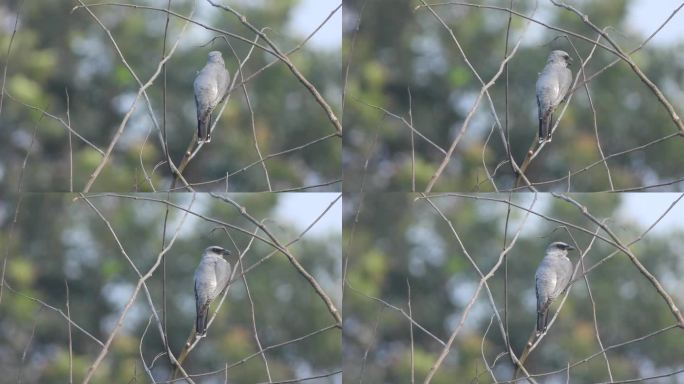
[537,309,547,332]
[539,110,554,143]
[538,118,544,142]
[196,307,209,335]
[538,114,551,143]
[197,113,212,143]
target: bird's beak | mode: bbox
[567,245,576,251]
[222,250,232,256]
[567,57,574,67]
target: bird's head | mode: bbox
[207,51,225,65]
[546,241,575,255]
[548,50,573,67]
[205,245,232,259]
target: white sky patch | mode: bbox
[627,0,684,46]
[275,193,341,237]
[619,193,684,235]
[178,0,341,52]
[288,0,341,51]
[501,0,684,48]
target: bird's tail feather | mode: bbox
[205,114,212,142]
[196,307,209,335]
[197,114,211,143]
[197,119,204,143]
[537,311,543,332]
[538,112,553,143]
[537,309,548,332]
[538,118,545,142]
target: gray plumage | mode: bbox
[535,241,575,332]
[193,51,230,143]
[194,245,232,336]
[536,50,573,142]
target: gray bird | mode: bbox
[536,50,573,142]
[194,245,232,336]
[535,241,575,333]
[194,51,230,143]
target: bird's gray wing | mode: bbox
[194,277,201,313]
[194,263,210,308]
[535,258,558,310]
[535,268,556,332]
[552,257,573,298]
[194,69,219,114]
[558,67,573,103]
[536,66,561,114]
[536,275,556,313]
[194,271,209,335]
[215,66,230,106]
[212,258,232,299]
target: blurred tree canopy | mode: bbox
[343,0,684,192]
[0,193,342,383]
[0,0,341,193]
[343,192,684,383]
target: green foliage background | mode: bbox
[343,0,684,192]
[0,193,342,383]
[343,193,684,382]
[0,0,341,192]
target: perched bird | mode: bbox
[536,50,573,142]
[193,51,230,143]
[535,241,575,333]
[194,245,232,336]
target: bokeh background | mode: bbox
[344,192,684,383]
[0,193,342,383]
[343,0,684,192]
[0,0,342,192]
